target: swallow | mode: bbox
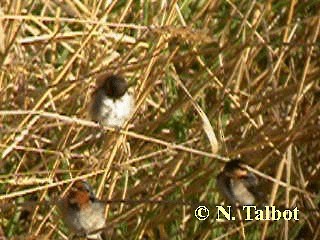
[57,180,106,239]
[216,159,260,206]
[89,74,135,128]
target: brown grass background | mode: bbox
[0,0,320,239]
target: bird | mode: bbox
[57,180,106,239]
[216,159,260,207]
[89,74,135,128]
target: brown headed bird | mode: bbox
[216,159,260,206]
[57,180,106,239]
[89,74,135,128]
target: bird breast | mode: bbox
[231,179,255,206]
[77,202,105,235]
[91,90,134,127]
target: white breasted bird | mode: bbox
[216,159,260,206]
[89,74,135,128]
[57,180,106,239]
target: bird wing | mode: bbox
[216,173,237,206]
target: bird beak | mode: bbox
[245,172,258,185]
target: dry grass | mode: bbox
[0,0,320,239]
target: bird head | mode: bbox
[67,180,96,209]
[101,75,128,99]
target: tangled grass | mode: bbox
[0,0,320,239]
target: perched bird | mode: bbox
[89,74,135,128]
[57,180,106,239]
[216,159,260,206]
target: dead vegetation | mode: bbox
[0,0,320,239]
